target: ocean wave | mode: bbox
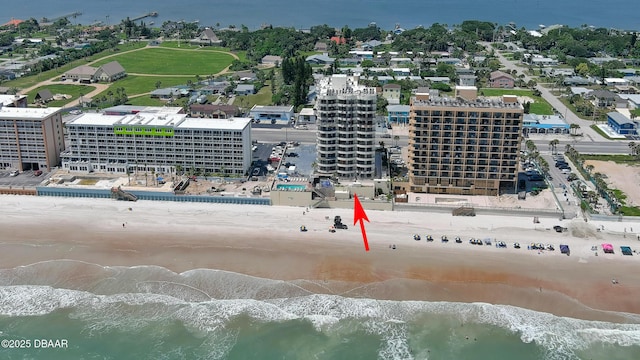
[1,262,640,359]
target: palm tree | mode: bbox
[569,123,580,135]
[585,164,595,174]
[548,139,559,154]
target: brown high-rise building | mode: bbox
[408,88,523,195]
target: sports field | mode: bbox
[92,48,236,75]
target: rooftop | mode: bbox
[412,95,523,109]
[250,105,294,112]
[317,74,377,96]
[67,112,252,130]
[0,106,62,118]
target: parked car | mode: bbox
[34,170,43,176]
[9,170,19,177]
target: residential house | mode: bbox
[338,58,360,66]
[330,36,347,44]
[64,65,98,83]
[437,58,462,66]
[190,28,222,46]
[313,42,328,52]
[531,57,558,67]
[382,83,401,104]
[361,40,382,50]
[563,76,591,86]
[589,56,617,65]
[200,82,229,95]
[94,61,126,82]
[235,71,257,82]
[387,104,410,124]
[261,55,282,66]
[234,84,255,95]
[604,78,629,87]
[618,94,640,110]
[424,77,451,85]
[189,104,240,118]
[489,70,515,88]
[458,75,476,86]
[588,90,619,108]
[570,87,591,96]
[391,68,411,77]
[150,87,185,99]
[348,50,373,59]
[34,89,53,104]
[607,112,637,135]
[389,57,412,67]
[306,54,335,65]
[624,76,640,86]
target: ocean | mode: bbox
[2,0,640,31]
[1,260,640,359]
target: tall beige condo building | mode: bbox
[0,106,64,171]
[315,74,377,179]
[408,87,523,195]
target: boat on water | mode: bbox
[149,21,154,26]
[150,11,158,17]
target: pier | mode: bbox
[131,12,158,22]
[41,12,82,24]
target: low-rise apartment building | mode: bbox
[62,113,252,175]
[408,89,523,195]
[0,106,65,171]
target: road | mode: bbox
[480,42,604,142]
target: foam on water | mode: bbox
[1,262,640,359]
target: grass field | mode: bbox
[581,154,639,164]
[125,96,167,106]
[242,85,273,108]
[112,75,192,96]
[479,88,554,115]
[3,42,147,89]
[92,48,235,75]
[26,84,96,107]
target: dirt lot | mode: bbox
[584,160,640,206]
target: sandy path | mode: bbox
[1,195,639,323]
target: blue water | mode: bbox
[276,184,307,190]
[2,0,640,31]
[1,261,640,359]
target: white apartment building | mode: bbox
[62,112,252,176]
[315,74,377,179]
[0,106,64,171]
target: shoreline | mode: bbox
[1,195,639,324]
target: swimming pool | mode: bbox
[276,184,307,191]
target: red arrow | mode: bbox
[353,194,370,251]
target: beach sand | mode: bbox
[1,195,639,324]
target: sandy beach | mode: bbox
[1,194,639,324]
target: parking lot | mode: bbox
[0,170,50,187]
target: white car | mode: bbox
[9,170,19,177]
[561,168,571,174]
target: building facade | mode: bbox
[607,112,637,135]
[61,113,252,175]
[408,91,523,195]
[0,106,65,171]
[249,105,294,123]
[387,104,410,124]
[315,75,377,179]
